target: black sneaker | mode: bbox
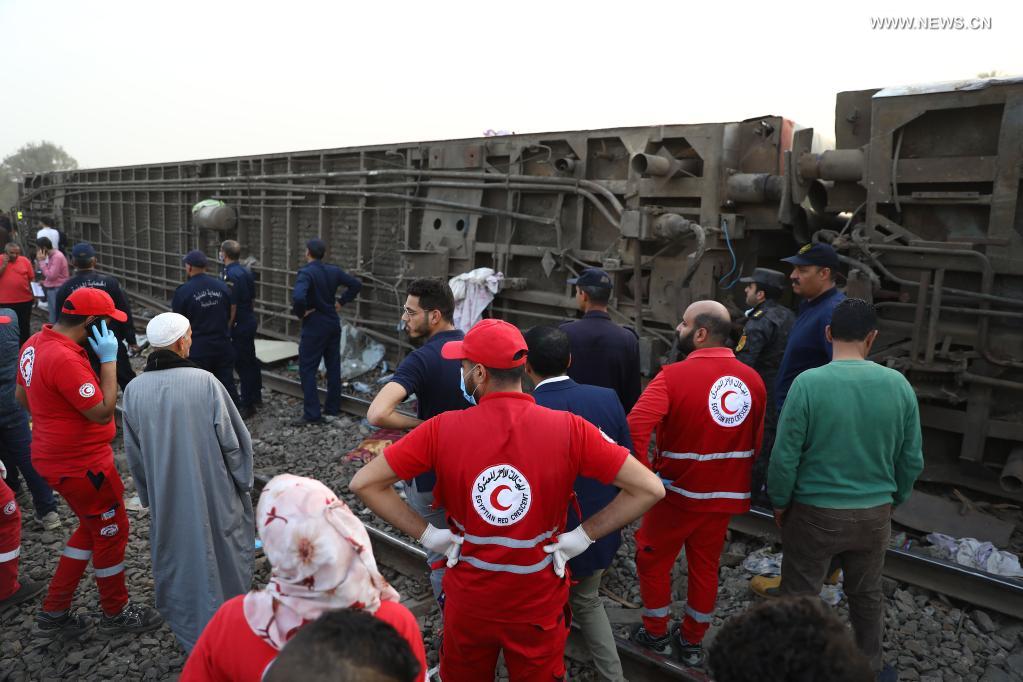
[33,610,91,639]
[631,623,674,656]
[672,630,704,667]
[239,405,257,419]
[98,602,163,636]
[0,580,45,612]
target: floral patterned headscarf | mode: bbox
[242,474,400,650]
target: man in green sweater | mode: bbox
[769,298,923,680]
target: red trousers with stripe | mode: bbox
[440,603,570,682]
[635,500,731,644]
[43,464,129,615]
[0,479,21,600]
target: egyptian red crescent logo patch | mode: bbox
[19,347,34,387]
[472,464,532,527]
[708,376,752,427]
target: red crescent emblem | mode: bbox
[720,390,738,415]
[490,485,512,511]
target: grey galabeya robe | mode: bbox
[123,363,255,652]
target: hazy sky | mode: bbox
[2,0,1020,169]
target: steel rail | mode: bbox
[729,508,1023,620]
[254,371,1023,620]
[116,291,1023,624]
[251,471,703,682]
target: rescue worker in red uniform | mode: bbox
[351,319,665,682]
[16,288,163,638]
[1,311,45,611]
[1,469,45,611]
[628,300,766,666]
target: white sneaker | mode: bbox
[38,511,61,531]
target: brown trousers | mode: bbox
[780,502,891,671]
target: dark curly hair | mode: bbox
[707,596,874,682]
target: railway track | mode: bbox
[359,518,705,682]
[257,369,1023,622]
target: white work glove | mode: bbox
[0,459,6,479]
[544,526,594,578]
[418,524,463,568]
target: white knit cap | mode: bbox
[146,312,190,348]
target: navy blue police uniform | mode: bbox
[224,261,262,408]
[388,327,472,600]
[291,249,362,422]
[560,268,642,412]
[531,376,634,577]
[55,244,138,389]
[736,267,796,507]
[172,263,239,403]
[774,244,847,412]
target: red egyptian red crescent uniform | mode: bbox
[17,322,129,616]
[628,347,765,644]
[385,391,629,682]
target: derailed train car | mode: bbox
[15,77,1023,503]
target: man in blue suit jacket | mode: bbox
[524,325,632,682]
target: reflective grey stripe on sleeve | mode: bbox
[94,563,125,578]
[459,554,554,575]
[62,546,93,561]
[659,478,751,500]
[661,449,754,462]
[0,547,20,563]
[643,605,671,618]
[685,603,714,623]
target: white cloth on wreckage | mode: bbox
[448,267,503,332]
[122,365,255,652]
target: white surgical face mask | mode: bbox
[460,364,481,406]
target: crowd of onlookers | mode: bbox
[0,212,923,681]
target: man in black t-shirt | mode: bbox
[367,278,471,603]
[55,243,139,389]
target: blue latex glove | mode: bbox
[88,320,119,363]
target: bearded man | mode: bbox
[627,300,766,666]
[366,278,471,603]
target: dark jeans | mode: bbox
[231,325,262,407]
[780,502,891,671]
[0,414,57,517]
[0,301,33,348]
[750,423,776,509]
[298,315,341,421]
[192,354,240,405]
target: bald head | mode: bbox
[677,299,733,351]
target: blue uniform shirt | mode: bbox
[391,329,472,491]
[171,273,233,359]
[774,286,846,411]
[560,311,642,412]
[291,260,362,321]
[532,376,633,578]
[223,262,257,331]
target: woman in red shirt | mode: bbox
[181,474,427,682]
[0,243,36,347]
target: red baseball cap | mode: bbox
[441,319,528,369]
[61,288,128,322]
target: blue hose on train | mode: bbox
[718,217,741,289]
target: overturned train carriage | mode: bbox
[16,77,1023,502]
